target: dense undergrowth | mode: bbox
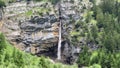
[76,0,120,68]
[77,47,120,68]
[0,32,78,68]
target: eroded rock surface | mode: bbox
[1,0,92,64]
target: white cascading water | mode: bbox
[57,2,62,60]
[57,19,62,60]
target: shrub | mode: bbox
[77,48,120,68]
[0,0,5,8]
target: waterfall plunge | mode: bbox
[57,2,62,60]
[57,20,62,60]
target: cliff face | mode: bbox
[2,1,58,53]
[1,0,92,64]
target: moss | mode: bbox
[25,10,33,17]
[36,7,49,14]
[0,0,5,8]
[70,30,80,36]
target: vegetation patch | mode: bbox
[0,32,78,68]
[25,10,33,17]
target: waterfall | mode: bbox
[57,20,62,60]
[57,3,62,60]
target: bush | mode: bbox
[49,0,60,4]
[88,64,101,68]
[0,0,5,8]
[77,49,120,68]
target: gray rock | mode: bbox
[0,9,2,20]
[1,0,93,65]
[49,14,57,23]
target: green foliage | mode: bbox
[77,0,120,68]
[49,0,60,4]
[25,10,33,17]
[0,0,5,8]
[77,46,90,67]
[77,49,120,68]
[0,32,78,68]
[88,64,101,68]
[8,0,16,3]
[34,0,60,4]
[81,0,120,53]
[34,0,43,2]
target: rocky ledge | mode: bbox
[0,0,92,64]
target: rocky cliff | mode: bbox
[0,0,92,64]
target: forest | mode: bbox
[76,0,120,68]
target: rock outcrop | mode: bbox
[0,8,3,21]
[1,0,92,64]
